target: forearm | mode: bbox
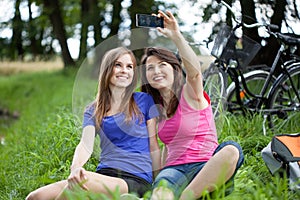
[151,148,162,178]
[70,141,92,171]
[158,10,201,79]
[147,118,161,177]
[70,126,95,171]
[161,145,167,167]
[157,10,206,103]
[172,32,202,79]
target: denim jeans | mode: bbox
[152,141,244,198]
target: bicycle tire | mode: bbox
[266,64,300,132]
[243,64,270,73]
[203,63,227,117]
[226,70,275,114]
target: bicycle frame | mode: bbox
[267,61,300,110]
[204,0,300,133]
[225,31,300,114]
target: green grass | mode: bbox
[0,69,300,199]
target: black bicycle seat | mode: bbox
[277,33,300,45]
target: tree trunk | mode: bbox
[108,0,122,38]
[28,0,42,60]
[240,0,259,41]
[78,0,89,62]
[249,0,287,68]
[91,0,103,47]
[43,0,75,67]
[129,0,156,60]
[10,0,24,60]
[271,0,287,30]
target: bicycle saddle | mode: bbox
[277,33,300,45]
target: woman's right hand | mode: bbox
[67,167,88,190]
[156,10,181,41]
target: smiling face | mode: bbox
[109,53,134,89]
[145,55,174,90]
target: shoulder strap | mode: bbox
[272,134,300,163]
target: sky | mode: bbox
[0,0,14,37]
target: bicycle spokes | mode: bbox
[267,66,300,132]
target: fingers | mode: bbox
[67,168,89,191]
[67,178,88,191]
[67,176,80,190]
[79,169,89,190]
[157,10,168,19]
[158,10,175,20]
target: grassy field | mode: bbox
[0,65,300,199]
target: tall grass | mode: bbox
[0,69,300,199]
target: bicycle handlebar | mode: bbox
[218,0,279,30]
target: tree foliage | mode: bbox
[1,0,299,68]
[1,0,165,67]
[202,0,300,65]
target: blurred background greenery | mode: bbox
[1,0,300,199]
[0,0,299,67]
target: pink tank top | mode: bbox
[158,88,219,167]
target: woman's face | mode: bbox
[110,53,134,89]
[145,55,174,90]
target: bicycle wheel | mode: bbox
[203,63,227,117]
[266,65,300,132]
[226,70,275,114]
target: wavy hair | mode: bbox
[140,47,185,119]
[94,47,141,129]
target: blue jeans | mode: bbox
[152,141,244,198]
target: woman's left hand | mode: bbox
[67,167,88,190]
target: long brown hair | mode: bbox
[141,47,185,119]
[94,47,141,129]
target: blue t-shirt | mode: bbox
[82,92,159,183]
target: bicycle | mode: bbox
[203,0,300,134]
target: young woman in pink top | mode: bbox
[141,10,244,200]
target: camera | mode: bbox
[135,14,164,28]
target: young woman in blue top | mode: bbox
[26,47,161,200]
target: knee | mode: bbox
[151,187,175,200]
[152,169,187,199]
[221,145,240,165]
[25,191,37,200]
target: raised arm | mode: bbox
[157,10,208,108]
